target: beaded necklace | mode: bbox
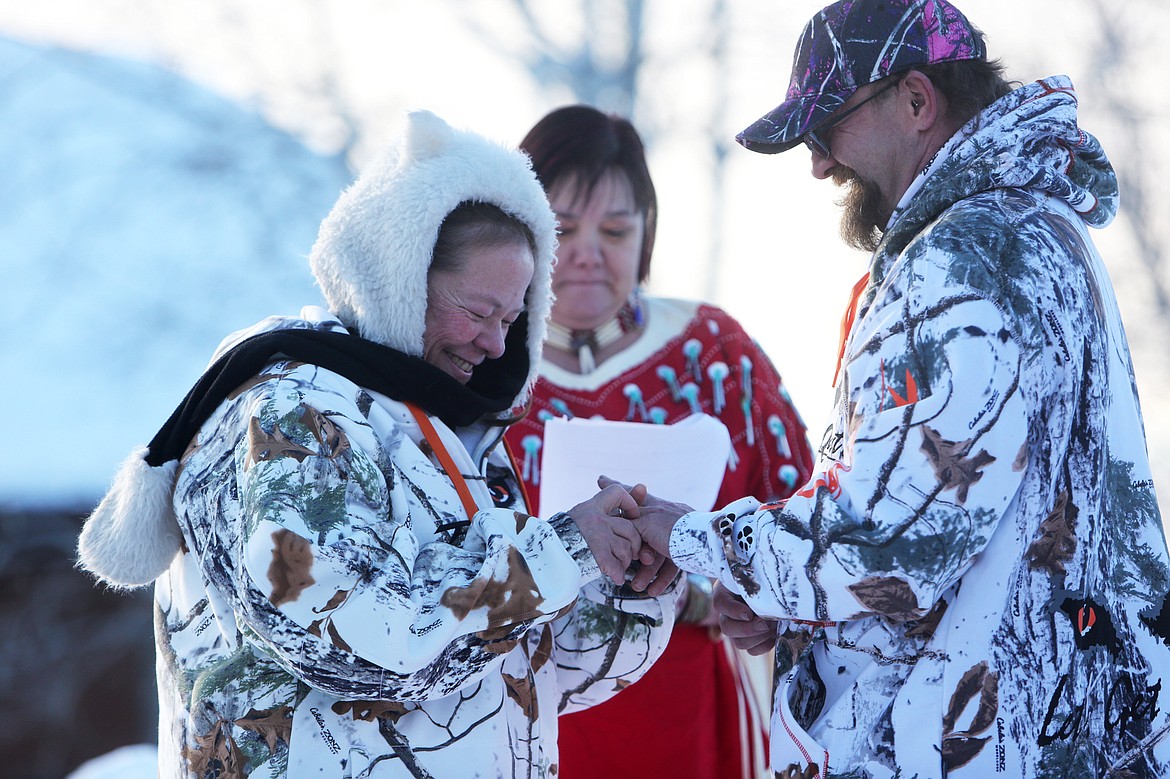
[545,316,626,373]
[545,298,644,373]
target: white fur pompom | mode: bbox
[77,445,183,588]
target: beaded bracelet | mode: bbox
[679,574,715,624]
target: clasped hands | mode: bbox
[572,477,779,654]
[568,476,691,595]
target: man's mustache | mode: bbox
[831,166,859,187]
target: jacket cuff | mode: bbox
[667,510,726,580]
[548,512,602,585]
[669,496,764,580]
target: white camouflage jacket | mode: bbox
[671,77,1170,777]
[153,309,677,778]
[79,112,679,778]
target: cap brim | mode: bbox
[735,90,850,154]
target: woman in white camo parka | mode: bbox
[79,111,681,778]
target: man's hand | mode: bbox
[568,484,643,586]
[713,582,777,655]
[597,476,692,559]
[627,543,680,597]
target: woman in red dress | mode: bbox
[505,105,815,779]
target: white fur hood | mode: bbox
[309,109,556,397]
[78,111,557,588]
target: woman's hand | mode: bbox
[568,484,643,585]
[587,476,689,596]
[596,476,692,559]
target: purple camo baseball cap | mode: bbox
[737,0,986,154]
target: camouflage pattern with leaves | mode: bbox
[155,310,679,778]
[671,77,1170,777]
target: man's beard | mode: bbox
[833,167,889,253]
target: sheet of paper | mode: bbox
[536,414,731,516]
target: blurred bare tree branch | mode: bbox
[1081,0,1170,327]
[458,0,646,116]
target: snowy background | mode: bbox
[0,36,349,507]
[1,0,1167,517]
[0,3,1167,774]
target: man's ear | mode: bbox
[900,69,941,127]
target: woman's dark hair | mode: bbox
[520,105,658,283]
[430,200,537,277]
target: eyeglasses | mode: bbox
[802,78,901,159]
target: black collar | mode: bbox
[145,320,529,467]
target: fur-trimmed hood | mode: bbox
[309,109,556,404]
[78,111,557,588]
